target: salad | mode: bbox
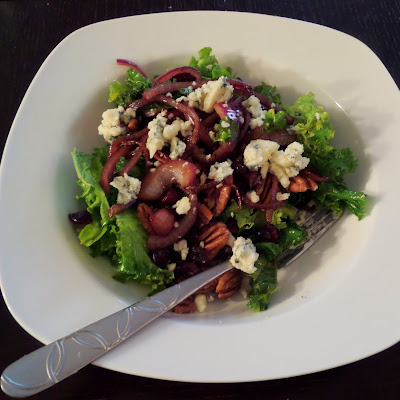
[69,48,366,313]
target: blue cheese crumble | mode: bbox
[173,239,189,260]
[173,197,191,215]
[179,76,233,113]
[229,237,259,274]
[146,111,191,159]
[242,95,266,129]
[98,106,137,142]
[208,160,233,182]
[244,140,310,188]
[110,173,141,205]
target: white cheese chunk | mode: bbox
[243,139,279,178]
[246,190,260,203]
[173,197,191,215]
[167,263,176,271]
[242,95,266,129]
[110,173,141,205]
[186,76,233,113]
[146,110,168,158]
[229,237,259,274]
[276,192,290,201]
[98,108,127,142]
[208,160,233,182]
[169,137,186,160]
[146,112,191,158]
[194,294,208,313]
[173,239,189,261]
[270,142,310,188]
[244,140,309,187]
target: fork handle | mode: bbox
[1,262,232,398]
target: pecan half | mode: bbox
[289,176,318,193]
[197,222,229,261]
[197,203,213,226]
[137,203,154,234]
[195,277,219,295]
[171,296,197,313]
[214,185,231,216]
[216,269,242,299]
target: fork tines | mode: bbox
[278,208,340,267]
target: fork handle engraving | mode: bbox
[1,262,232,398]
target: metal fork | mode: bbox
[1,208,340,398]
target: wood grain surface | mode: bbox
[1,1,400,399]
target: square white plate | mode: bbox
[1,11,399,382]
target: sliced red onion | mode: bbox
[138,159,197,201]
[108,200,136,218]
[142,81,206,101]
[108,134,145,161]
[153,95,201,145]
[226,78,253,97]
[198,123,216,148]
[202,112,219,128]
[146,191,198,250]
[101,145,133,194]
[153,66,202,85]
[116,59,148,78]
[120,145,144,176]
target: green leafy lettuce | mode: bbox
[248,253,278,312]
[254,82,282,106]
[248,222,307,311]
[214,116,240,143]
[109,68,152,106]
[263,108,288,133]
[221,200,266,232]
[271,204,298,230]
[189,47,233,79]
[284,93,366,219]
[71,149,173,293]
[114,209,174,293]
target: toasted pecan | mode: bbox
[216,269,242,299]
[197,222,229,261]
[214,185,231,216]
[171,296,197,313]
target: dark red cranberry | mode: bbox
[174,261,200,280]
[68,210,92,225]
[254,224,279,243]
[189,245,208,262]
[152,247,173,268]
[161,188,182,205]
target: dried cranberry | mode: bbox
[68,210,92,226]
[152,247,174,268]
[174,261,200,280]
[189,245,208,262]
[218,245,233,260]
[161,188,182,205]
[254,224,279,243]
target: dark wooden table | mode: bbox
[1,1,400,399]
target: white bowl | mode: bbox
[1,11,399,382]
